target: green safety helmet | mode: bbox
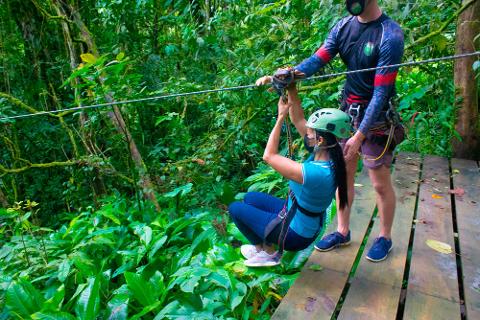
[306,108,352,139]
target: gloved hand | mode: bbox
[256,68,305,89]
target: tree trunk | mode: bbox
[453,0,480,159]
[107,103,161,211]
[60,2,161,210]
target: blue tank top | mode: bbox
[288,156,336,238]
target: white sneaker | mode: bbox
[240,244,259,259]
[244,251,281,267]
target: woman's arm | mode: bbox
[287,86,307,137]
[263,97,303,184]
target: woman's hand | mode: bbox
[255,76,272,86]
[277,96,290,118]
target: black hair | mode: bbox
[316,130,348,210]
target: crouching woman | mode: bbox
[228,86,352,267]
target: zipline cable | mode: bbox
[1,51,479,121]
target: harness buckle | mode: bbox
[348,103,362,120]
[278,208,287,220]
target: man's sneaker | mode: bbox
[244,251,281,267]
[240,244,258,259]
[366,237,392,262]
[314,231,351,252]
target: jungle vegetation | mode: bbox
[0,0,479,319]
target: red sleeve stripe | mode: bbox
[374,71,398,86]
[315,46,332,63]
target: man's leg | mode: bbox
[368,165,396,238]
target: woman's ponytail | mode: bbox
[318,131,348,209]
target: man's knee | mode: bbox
[370,166,393,196]
[372,181,391,196]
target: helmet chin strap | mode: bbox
[313,143,338,153]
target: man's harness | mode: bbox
[345,99,402,161]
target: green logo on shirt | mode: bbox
[364,42,375,56]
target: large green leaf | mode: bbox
[42,285,65,312]
[31,311,76,320]
[130,301,162,320]
[230,282,247,310]
[57,259,71,282]
[148,234,168,260]
[74,277,101,320]
[106,294,129,320]
[6,279,44,317]
[124,272,157,307]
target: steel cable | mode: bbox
[0,51,478,121]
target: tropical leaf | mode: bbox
[57,259,71,282]
[106,294,129,320]
[230,282,247,310]
[31,311,76,320]
[80,53,96,64]
[426,239,453,254]
[124,272,157,307]
[5,279,45,317]
[74,277,101,320]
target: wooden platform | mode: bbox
[272,153,480,320]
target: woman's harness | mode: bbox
[264,190,325,255]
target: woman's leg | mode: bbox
[266,225,317,252]
[244,192,285,213]
[228,200,279,245]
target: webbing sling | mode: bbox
[264,190,325,255]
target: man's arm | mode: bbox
[357,25,404,135]
[294,19,343,77]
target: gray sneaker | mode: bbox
[244,251,281,267]
[240,244,258,259]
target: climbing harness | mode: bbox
[1,51,478,121]
[342,92,403,162]
[263,190,325,255]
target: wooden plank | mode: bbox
[338,152,421,320]
[404,156,461,320]
[272,165,377,320]
[451,158,480,320]
[339,278,402,319]
[403,291,461,320]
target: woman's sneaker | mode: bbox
[244,251,281,267]
[240,244,259,259]
[314,231,351,252]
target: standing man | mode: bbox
[258,0,404,262]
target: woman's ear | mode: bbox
[317,136,325,146]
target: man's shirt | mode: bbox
[295,13,404,135]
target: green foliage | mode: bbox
[0,0,476,318]
[0,197,305,318]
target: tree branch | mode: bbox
[0,92,58,119]
[405,0,478,51]
[0,158,134,184]
[0,160,77,174]
[30,0,73,23]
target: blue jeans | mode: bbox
[228,192,317,252]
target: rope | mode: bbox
[1,51,478,121]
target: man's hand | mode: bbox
[344,132,365,162]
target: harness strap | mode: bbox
[264,190,325,255]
